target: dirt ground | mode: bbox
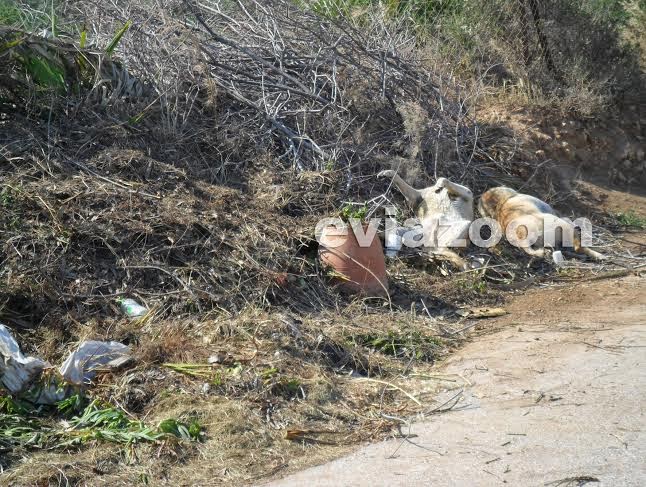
[264,274,646,486]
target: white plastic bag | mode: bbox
[59,341,131,385]
[0,324,47,393]
[0,324,131,403]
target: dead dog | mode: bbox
[378,170,474,269]
[478,186,605,260]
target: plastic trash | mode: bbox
[0,324,47,393]
[0,324,131,404]
[118,298,148,318]
[552,250,566,266]
[59,341,131,386]
[385,228,403,258]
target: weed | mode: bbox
[269,377,304,399]
[616,210,646,229]
[260,367,279,380]
[0,186,22,230]
[340,202,368,221]
[0,0,22,27]
[0,396,203,453]
[0,186,15,208]
[351,329,443,361]
[457,277,488,293]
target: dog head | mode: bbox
[478,187,518,219]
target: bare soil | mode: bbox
[266,274,646,486]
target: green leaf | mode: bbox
[50,0,57,37]
[24,55,66,91]
[106,20,132,55]
[0,35,24,54]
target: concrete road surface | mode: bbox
[265,276,646,486]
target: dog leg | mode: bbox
[378,170,423,208]
[428,248,468,270]
[569,247,606,261]
[573,235,606,261]
[437,178,473,200]
[522,246,546,258]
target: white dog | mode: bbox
[378,170,474,268]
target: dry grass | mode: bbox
[0,0,644,485]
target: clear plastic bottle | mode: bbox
[118,298,148,318]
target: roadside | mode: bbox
[265,274,646,486]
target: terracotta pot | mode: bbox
[318,223,388,297]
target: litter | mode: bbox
[384,227,405,258]
[118,298,148,318]
[0,324,131,404]
[0,324,47,394]
[552,250,566,266]
[318,223,389,297]
[59,341,131,386]
[456,307,508,319]
[207,353,225,364]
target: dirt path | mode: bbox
[265,275,646,486]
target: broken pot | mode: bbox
[318,222,388,297]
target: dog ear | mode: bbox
[478,190,497,217]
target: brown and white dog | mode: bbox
[378,170,474,268]
[478,187,605,260]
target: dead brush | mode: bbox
[1,0,643,484]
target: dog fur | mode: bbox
[378,170,474,268]
[478,186,605,260]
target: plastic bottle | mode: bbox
[118,298,148,318]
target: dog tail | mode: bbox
[573,233,606,261]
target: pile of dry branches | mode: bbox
[188,0,485,180]
[0,0,499,325]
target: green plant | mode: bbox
[0,186,22,230]
[0,396,203,453]
[56,393,86,416]
[260,367,279,380]
[460,277,487,293]
[1,16,135,99]
[105,19,132,55]
[0,0,65,33]
[0,186,15,208]
[340,202,368,221]
[0,395,30,415]
[351,330,443,361]
[0,0,23,26]
[157,418,202,441]
[616,210,646,228]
